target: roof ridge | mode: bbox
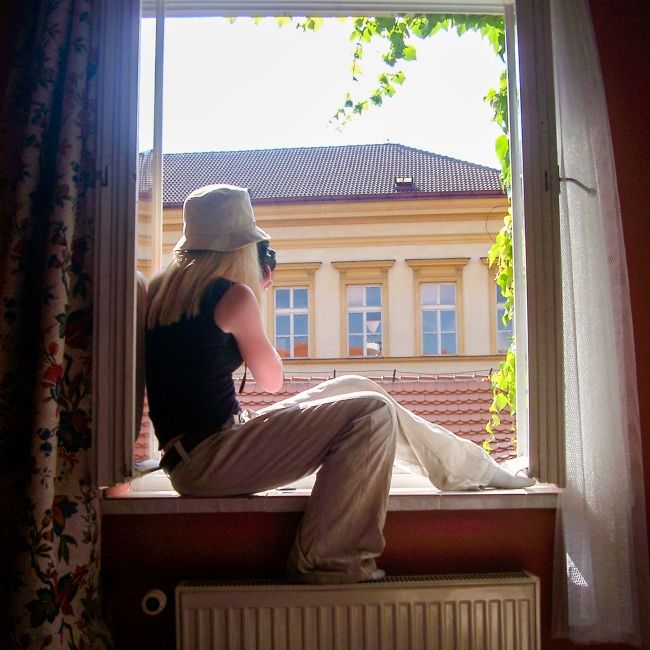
[143,142,500,171]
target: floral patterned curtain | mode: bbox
[0,0,113,647]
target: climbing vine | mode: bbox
[292,14,516,447]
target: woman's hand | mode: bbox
[214,283,284,393]
[260,265,273,291]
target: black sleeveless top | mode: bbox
[144,278,243,449]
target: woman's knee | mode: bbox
[334,374,383,394]
[348,395,397,443]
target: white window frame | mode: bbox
[94,0,563,489]
[495,282,512,354]
[345,284,384,357]
[420,283,458,356]
[274,286,310,359]
[406,257,469,356]
[266,261,320,359]
[332,260,394,358]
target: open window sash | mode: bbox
[94,0,563,488]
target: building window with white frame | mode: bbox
[274,287,309,358]
[406,258,468,357]
[347,285,383,357]
[421,283,457,355]
[496,283,512,354]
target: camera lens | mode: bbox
[257,241,277,272]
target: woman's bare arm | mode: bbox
[214,283,284,393]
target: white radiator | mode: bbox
[176,572,540,650]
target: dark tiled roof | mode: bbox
[138,144,503,205]
[238,374,516,463]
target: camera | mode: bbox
[257,240,277,273]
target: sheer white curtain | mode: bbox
[550,0,650,645]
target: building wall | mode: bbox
[139,195,509,374]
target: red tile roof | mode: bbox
[237,374,517,463]
[138,143,504,205]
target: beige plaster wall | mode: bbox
[138,194,508,375]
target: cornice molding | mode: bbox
[331,259,396,275]
[159,233,496,254]
[405,257,471,271]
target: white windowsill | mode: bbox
[101,472,559,515]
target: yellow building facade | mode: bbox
[137,144,510,379]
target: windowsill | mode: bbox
[101,476,559,515]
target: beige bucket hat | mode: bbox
[174,184,270,252]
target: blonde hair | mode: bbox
[146,245,261,329]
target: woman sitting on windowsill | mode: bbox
[144,184,536,585]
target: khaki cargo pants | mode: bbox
[169,375,498,583]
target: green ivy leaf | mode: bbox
[495,393,509,411]
[495,133,509,162]
[403,44,417,61]
[375,17,395,33]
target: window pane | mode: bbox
[293,337,308,358]
[440,309,456,332]
[422,310,437,333]
[276,337,290,358]
[293,288,308,309]
[423,334,438,355]
[275,288,290,309]
[440,283,456,305]
[496,283,506,302]
[366,312,382,333]
[366,285,381,306]
[294,314,308,335]
[421,284,436,306]
[347,285,363,307]
[441,333,456,355]
[497,331,511,354]
[348,312,363,334]
[276,314,290,335]
[348,335,363,356]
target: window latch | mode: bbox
[559,176,596,195]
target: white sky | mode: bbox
[139,17,505,168]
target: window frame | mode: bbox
[406,258,469,357]
[332,260,395,358]
[420,283,458,356]
[482,256,513,355]
[267,262,321,359]
[95,0,563,489]
[495,282,512,355]
[346,284,385,357]
[274,287,310,359]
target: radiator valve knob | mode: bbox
[141,588,167,616]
